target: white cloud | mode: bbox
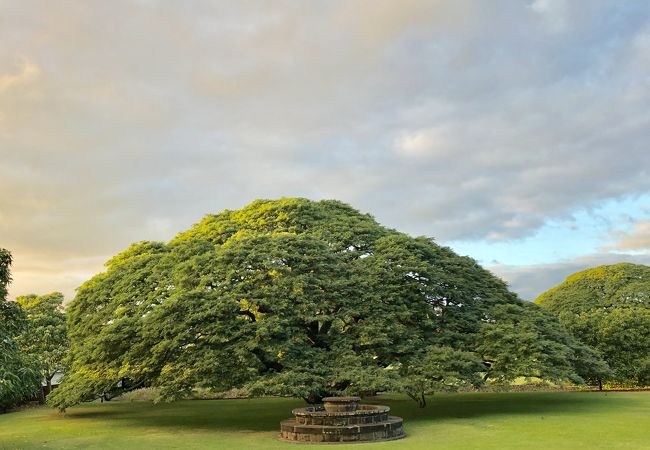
[607,221,650,253]
[394,126,453,159]
[1,1,650,298]
[530,0,569,33]
[491,252,650,301]
[8,252,108,303]
[0,59,40,92]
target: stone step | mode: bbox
[280,416,405,443]
[295,412,390,426]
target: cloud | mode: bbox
[530,0,570,33]
[607,221,650,252]
[0,59,40,92]
[8,252,107,305]
[394,125,454,159]
[490,252,650,301]
[2,1,650,299]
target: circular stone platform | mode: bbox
[279,396,405,443]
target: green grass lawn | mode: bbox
[1,392,649,449]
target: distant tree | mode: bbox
[476,302,611,385]
[49,199,607,410]
[16,292,69,400]
[536,263,650,386]
[0,249,40,413]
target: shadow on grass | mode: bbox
[377,392,614,424]
[61,392,615,433]
[64,397,302,432]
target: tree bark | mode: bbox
[302,392,325,404]
[406,391,427,408]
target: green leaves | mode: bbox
[477,302,589,384]
[0,249,41,412]
[16,292,69,388]
[54,199,596,409]
[537,263,650,385]
[399,346,484,407]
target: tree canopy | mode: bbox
[50,198,604,409]
[0,249,40,412]
[536,263,650,385]
[16,292,69,399]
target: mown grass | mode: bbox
[1,391,649,449]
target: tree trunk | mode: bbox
[598,378,603,391]
[40,374,54,401]
[406,391,427,408]
[303,392,326,404]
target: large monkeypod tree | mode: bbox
[50,199,604,410]
[537,263,650,386]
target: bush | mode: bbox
[190,387,251,400]
[114,387,161,402]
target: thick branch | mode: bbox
[319,320,333,335]
[251,348,282,373]
[238,310,256,322]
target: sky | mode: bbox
[2,0,650,302]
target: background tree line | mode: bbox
[0,248,68,412]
